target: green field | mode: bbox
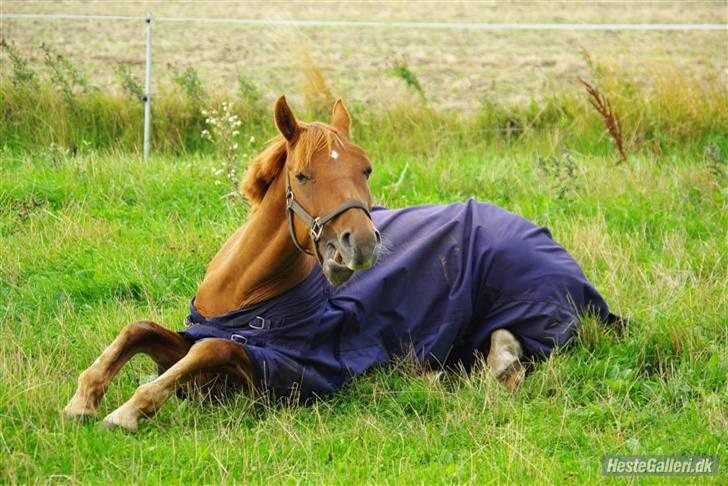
[1,49,727,482]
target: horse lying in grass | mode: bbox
[64,97,621,431]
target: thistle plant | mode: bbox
[39,42,93,109]
[201,102,255,193]
[537,150,581,201]
[704,143,725,187]
[0,39,38,87]
[114,64,145,102]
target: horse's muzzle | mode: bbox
[322,228,381,286]
[338,227,381,270]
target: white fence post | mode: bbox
[143,12,153,160]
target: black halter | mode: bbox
[285,171,372,264]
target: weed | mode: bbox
[0,39,37,87]
[478,96,523,139]
[703,143,725,185]
[238,74,262,105]
[388,62,426,100]
[41,142,74,166]
[169,64,206,101]
[579,78,627,164]
[300,51,336,117]
[39,43,93,102]
[537,150,581,200]
[201,102,256,193]
[114,64,145,102]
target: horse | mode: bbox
[63,97,618,432]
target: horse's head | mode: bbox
[242,96,380,287]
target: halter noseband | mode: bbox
[285,171,373,264]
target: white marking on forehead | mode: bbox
[331,149,339,160]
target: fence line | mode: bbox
[2,11,725,159]
[2,13,726,30]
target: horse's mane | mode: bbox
[240,122,343,205]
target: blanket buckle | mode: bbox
[231,334,248,344]
[249,316,266,329]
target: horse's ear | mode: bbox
[331,99,351,138]
[274,96,300,143]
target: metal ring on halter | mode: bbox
[310,219,324,242]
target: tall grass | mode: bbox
[1,41,726,159]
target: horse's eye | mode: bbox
[295,172,310,183]
[363,168,372,179]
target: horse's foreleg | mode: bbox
[487,329,525,391]
[63,321,190,420]
[101,338,253,432]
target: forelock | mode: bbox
[290,122,343,169]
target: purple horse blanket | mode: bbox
[182,200,612,400]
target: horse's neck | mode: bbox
[194,175,315,318]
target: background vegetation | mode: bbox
[1,32,726,483]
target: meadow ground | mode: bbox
[1,2,727,482]
[1,134,726,482]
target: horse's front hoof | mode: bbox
[62,395,98,421]
[495,360,525,392]
[101,405,140,432]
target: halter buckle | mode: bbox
[285,189,294,209]
[310,218,324,242]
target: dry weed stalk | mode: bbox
[300,51,335,115]
[579,78,627,164]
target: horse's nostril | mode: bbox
[340,230,352,249]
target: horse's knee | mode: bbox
[121,320,163,339]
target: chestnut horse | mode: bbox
[64,97,611,431]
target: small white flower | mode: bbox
[233,143,239,150]
[232,131,240,136]
[249,136,255,143]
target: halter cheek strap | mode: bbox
[285,171,372,264]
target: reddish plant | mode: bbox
[579,78,627,164]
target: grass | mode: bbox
[1,41,726,482]
[1,127,726,482]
